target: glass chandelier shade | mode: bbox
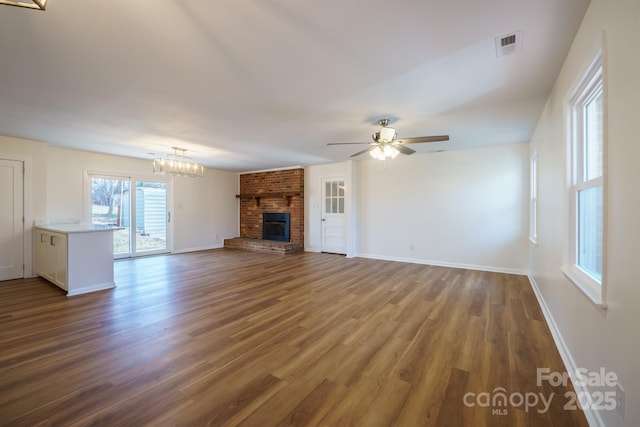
[369,143,400,160]
[153,147,204,177]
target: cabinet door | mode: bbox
[42,232,56,282]
[51,233,68,290]
[35,231,48,276]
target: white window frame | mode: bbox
[561,52,607,309]
[530,153,538,244]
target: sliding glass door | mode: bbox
[132,181,168,255]
[88,174,171,258]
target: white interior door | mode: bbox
[321,177,346,254]
[0,159,24,281]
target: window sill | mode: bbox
[559,265,607,310]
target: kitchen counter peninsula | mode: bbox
[34,222,119,296]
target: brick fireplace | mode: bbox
[224,168,304,253]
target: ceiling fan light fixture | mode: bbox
[370,146,386,160]
[385,144,400,158]
[370,144,399,160]
[379,127,396,142]
[329,117,449,159]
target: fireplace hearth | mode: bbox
[262,212,290,242]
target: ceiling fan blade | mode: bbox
[393,144,416,155]
[327,142,374,145]
[395,135,450,144]
[350,146,377,157]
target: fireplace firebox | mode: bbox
[262,212,290,242]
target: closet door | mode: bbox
[0,159,24,280]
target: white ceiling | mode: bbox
[0,0,589,172]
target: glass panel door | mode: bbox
[90,177,131,258]
[134,181,167,255]
[321,178,346,254]
[90,175,170,258]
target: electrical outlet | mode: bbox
[409,244,415,251]
[215,234,220,241]
[615,383,625,419]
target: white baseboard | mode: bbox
[356,253,529,276]
[172,244,224,254]
[528,275,604,427]
[67,282,116,297]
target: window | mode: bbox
[530,153,538,244]
[324,180,345,214]
[563,54,606,307]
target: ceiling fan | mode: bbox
[328,118,449,159]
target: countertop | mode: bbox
[35,222,122,234]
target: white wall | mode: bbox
[45,147,152,220]
[0,140,238,269]
[356,144,529,273]
[172,167,238,252]
[307,145,529,272]
[529,0,640,425]
[44,146,238,254]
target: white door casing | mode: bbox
[0,159,24,281]
[321,177,346,254]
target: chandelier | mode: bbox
[0,0,47,10]
[153,147,204,177]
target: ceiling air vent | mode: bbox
[495,31,522,57]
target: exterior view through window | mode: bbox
[577,89,603,281]
[90,177,168,258]
[563,52,605,306]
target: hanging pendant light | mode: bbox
[153,147,204,177]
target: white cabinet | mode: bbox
[53,233,68,286]
[36,230,68,290]
[35,225,117,296]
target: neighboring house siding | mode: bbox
[122,188,166,237]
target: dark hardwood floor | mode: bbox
[0,250,588,426]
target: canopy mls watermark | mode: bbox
[463,367,621,416]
